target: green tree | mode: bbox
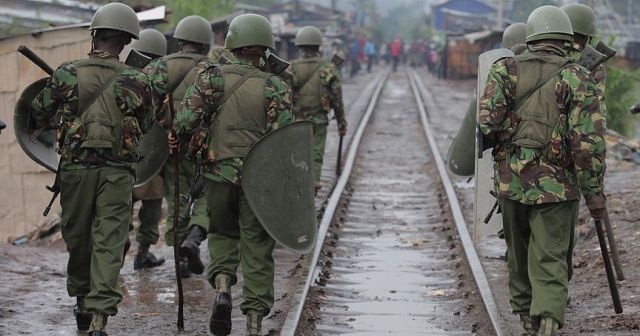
[605,64,639,136]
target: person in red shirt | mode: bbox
[390,37,402,72]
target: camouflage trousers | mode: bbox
[501,198,578,326]
[312,121,328,183]
[59,166,133,316]
[162,154,208,246]
[205,179,275,315]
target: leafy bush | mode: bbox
[605,64,639,137]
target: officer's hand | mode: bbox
[167,132,179,154]
[338,128,347,137]
[590,207,606,221]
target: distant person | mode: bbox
[290,26,347,192]
[402,40,410,64]
[364,39,376,72]
[379,41,388,65]
[390,38,401,72]
[349,38,361,77]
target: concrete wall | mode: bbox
[0,28,91,242]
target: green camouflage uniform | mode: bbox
[143,53,215,246]
[289,50,346,182]
[567,45,609,281]
[31,51,154,316]
[478,43,606,326]
[569,44,608,125]
[178,58,293,314]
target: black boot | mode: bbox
[209,292,232,335]
[133,250,165,270]
[74,297,91,331]
[210,274,232,335]
[180,225,207,274]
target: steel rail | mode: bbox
[408,71,506,336]
[280,69,390,336]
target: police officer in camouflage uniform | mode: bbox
[143,15,214,277]
[562,3,609,284]
[176,13,293,336]
[478,6,606,336]
[129,28,168,270]
[30,3,154,335]
[290,26,346,191]
[563,3,608,123]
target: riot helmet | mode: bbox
[174,15,213,46]
[561,3,597,37]
[131,29,167,58]
[295,26,323,46]
[502,23,527,49]
[525,5,573,43]
[225,14,275,50]
[89,2,140,39]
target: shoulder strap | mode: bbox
[220,67,262,107]
[295,60,322,90]
[167,54,208,94]
[75,60,127,115]
[515,60,571,112]
[208,66,262,131]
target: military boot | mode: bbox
[87,313,108,336]
[73,297,91,331]
[537,317,559,336]
[210,274,232,335]
[245,310,263,336]
[180,225,207,274]
[519,314,540,336]
[133,244,165,270]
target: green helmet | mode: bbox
[174,15,212,45]
[89,2,140,39]
[295,26,323,46]
[225,14,275,50]
[526,5,573,43]
[131,29,167,57]
[561,3,597,37]
[502,23,527,49]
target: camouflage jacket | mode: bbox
[289,50,346,129]
[32,51,154,169]
[143,51,215,127]
[569,44,608,125]
[478,43,606,210]
[178,58,293,185]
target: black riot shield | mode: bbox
[135,123,168,187]
[14,78,59,172]
[241,121,317,254]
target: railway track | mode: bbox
[278,70,505,335]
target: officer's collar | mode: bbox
[88,50,119,59]
[527,43,568,57]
